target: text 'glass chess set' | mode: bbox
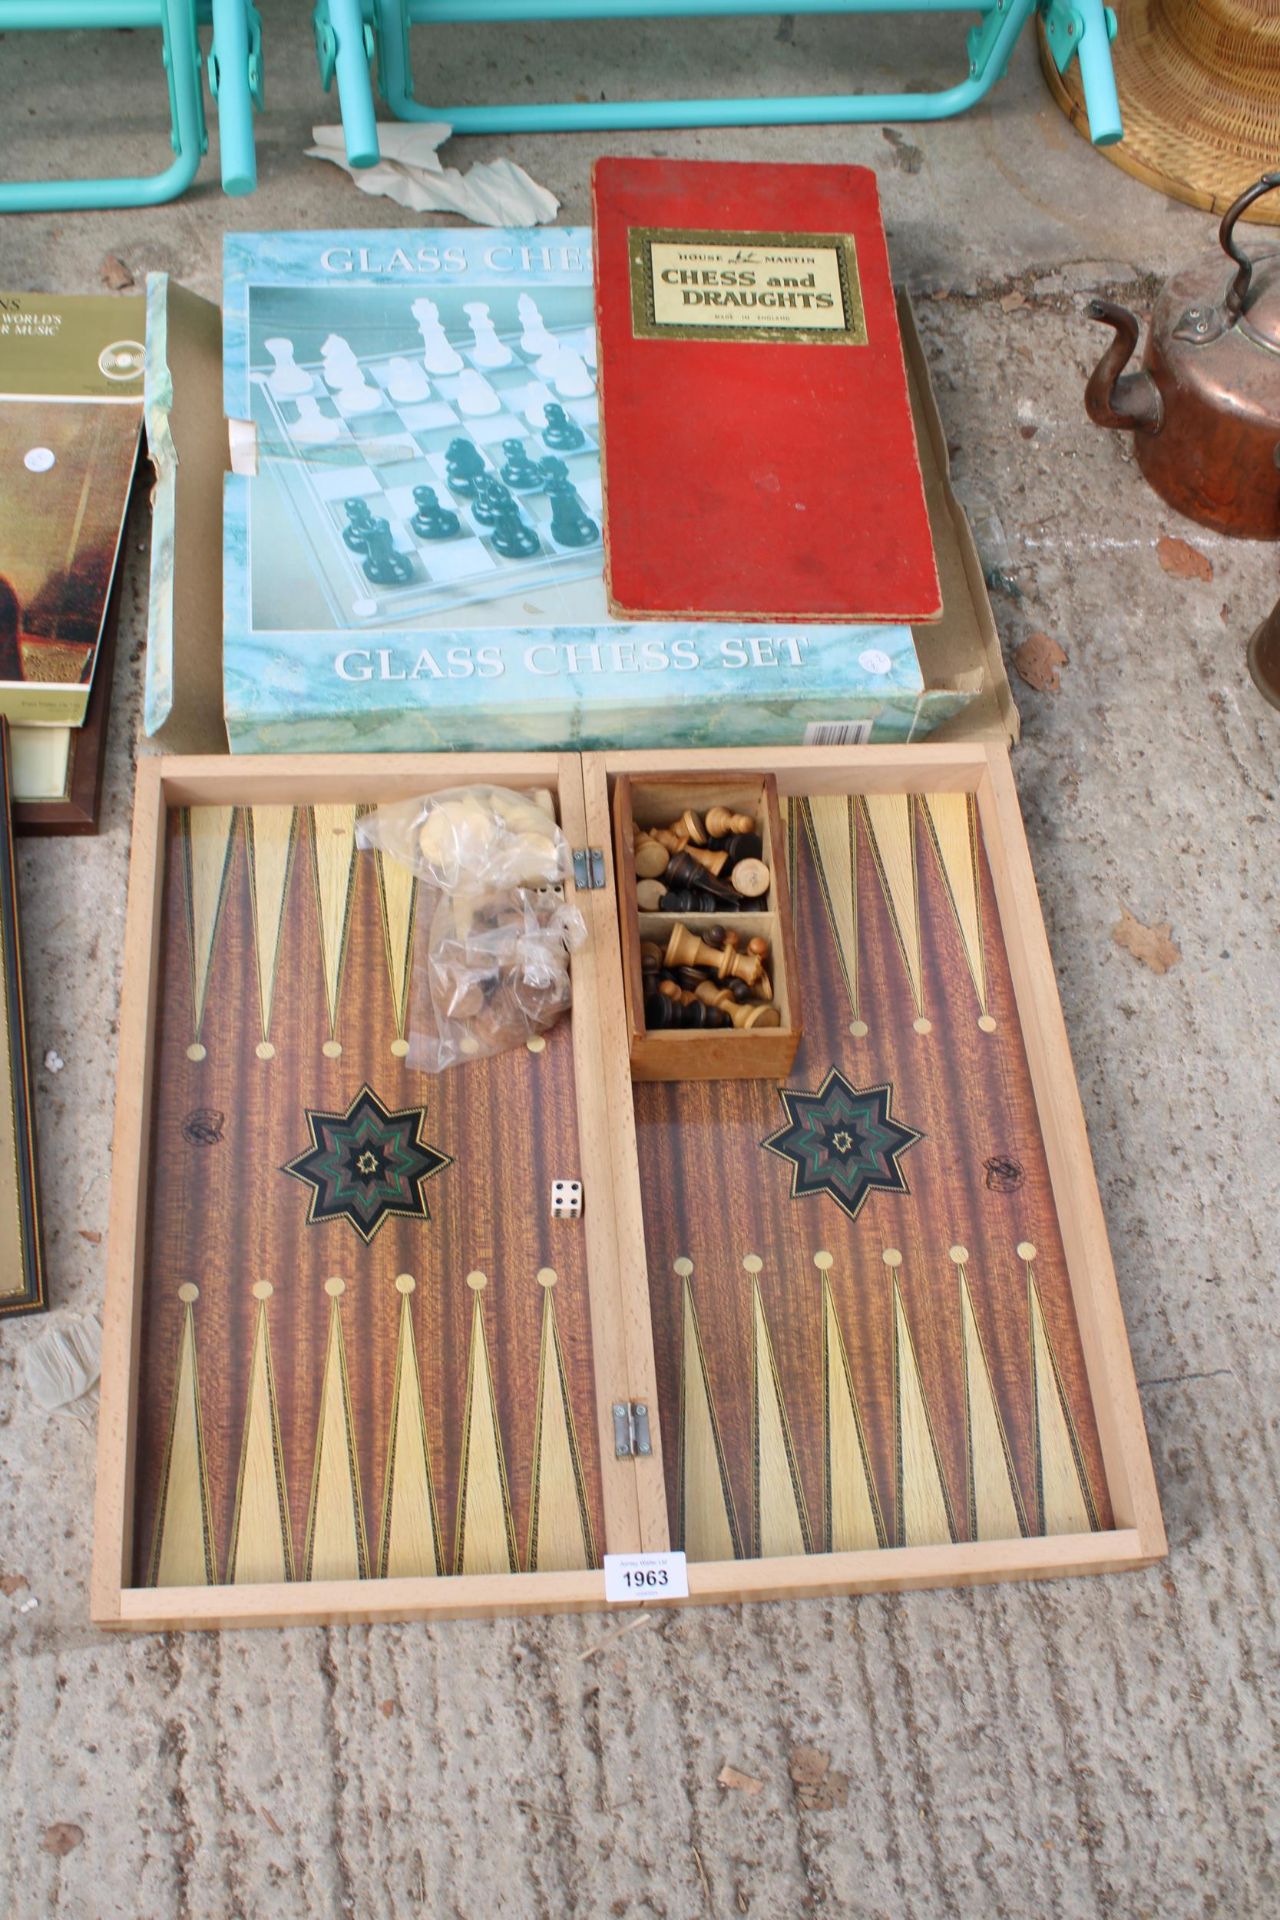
[221,233,942,754]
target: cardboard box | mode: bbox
[144,261,1016,755]
[0,293,143,729]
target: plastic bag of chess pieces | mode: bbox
[357,788,588,1070]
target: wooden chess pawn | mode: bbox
[693,982,781,1030]
[639,940,664,978]
[705,806,756,838]
[672,809,706,845]
[664,921,769,995]
[636,879,666,911]
[730,858,770,899]
[720,927,773,994]
[648,826,687,855]
[721,831,763,864]
[634,834,668,879]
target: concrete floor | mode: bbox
[2,7,1278,1917]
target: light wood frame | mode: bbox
[94,745,1164,1631]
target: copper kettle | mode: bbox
[1085,174,1280,539]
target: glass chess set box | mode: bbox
[213,230,960,755]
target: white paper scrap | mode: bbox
[307,124,559,227]
[24,1314,102,1425]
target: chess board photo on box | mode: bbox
[215,231,955,756]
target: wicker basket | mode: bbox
[1039,0,1280,227]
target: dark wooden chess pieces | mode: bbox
[630,806,772,910]
[542,402,586,452]
[638,921,777,1030]
[410,485,460,541]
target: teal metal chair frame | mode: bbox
[0,0,263,211]
[314,0,1120,161]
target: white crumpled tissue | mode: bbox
[307,123,559,226]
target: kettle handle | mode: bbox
[1222,173,1280,323]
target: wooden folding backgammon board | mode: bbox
[95,746,1163,1630]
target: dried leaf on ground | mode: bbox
[1000,291,1025,312]
[100,254,134,291]
[41,1823,84,1857]
[1112,905,1181,976]
[1156,535,1213,583]
[1013,632,1068,692]
[378,1698,398,1718]
[78,1229,102,1246]
[0,1571,28,1597]
[717,1763,764,1796]
[789,1746,849,1812]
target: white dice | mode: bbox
[551,1179,583,1220]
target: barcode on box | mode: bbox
[803,719,874,746]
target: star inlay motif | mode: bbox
[283,1084,451,1243]
[761,1068,922,1224]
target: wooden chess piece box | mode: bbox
[613,771,802,1081]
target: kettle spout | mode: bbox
[1085,298,1163,434]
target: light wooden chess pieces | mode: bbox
[665,922,770,997]
[634,834,668,878]
[729,858,769,898]
[705,806,755,837]
[693,983,781,1029]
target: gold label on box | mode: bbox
[629,229,867,345]
[0,293,145,399]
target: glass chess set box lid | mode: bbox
[214,230,941,756]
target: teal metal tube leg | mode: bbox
[0,0,206,211]
[325,0,381,166]
[410,0,996,17]
[373,0,1039,135]
[0,0,163,24]
[1074,0,1122,146]
[210,0,257,193]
